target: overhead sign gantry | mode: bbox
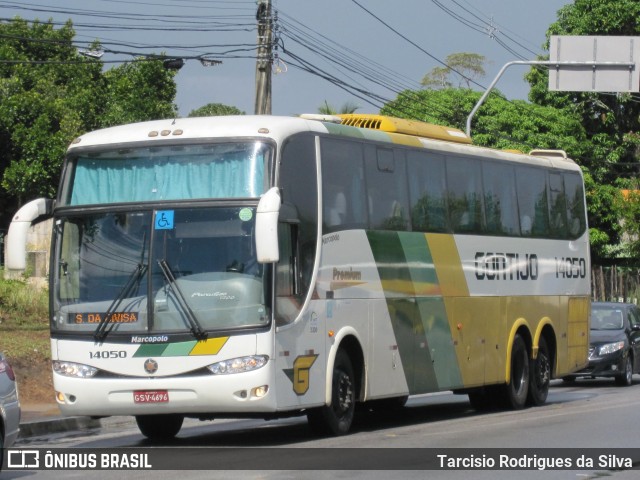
[465,36,639,137]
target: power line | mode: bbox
[277,15,461,121]
[349,0,487,92]
[1,0,601,159]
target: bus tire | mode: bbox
[502,334,529,410]
[135,414,184,440]
[528,336,551,406]
[306,349,355,436]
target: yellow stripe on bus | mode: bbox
[189,337,229,356]
[425,233,469,297]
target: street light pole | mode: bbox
[466,59,636,138]
[254,0,273,115]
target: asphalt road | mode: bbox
[6,378,640,479]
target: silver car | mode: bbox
[0,352,21,469]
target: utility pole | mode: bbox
[254,0,273,114]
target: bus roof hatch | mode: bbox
[336,114,472,144]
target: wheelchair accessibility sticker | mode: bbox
[155,211,174,230]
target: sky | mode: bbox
[1,0,573,117]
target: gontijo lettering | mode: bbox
[474,252,539,280]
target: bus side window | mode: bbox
[446,156,483,233]
[407,151,448,232]
[365,146,409,231]
[483,162,518,236]
[564,172,586,238]
[326,191,347,227]
[549,172,568,238]
[516,167,549,237]
[321,137,367,233]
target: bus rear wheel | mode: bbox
[528,336,551,406]
[502,334,529,409]
[135,414,184,440]
[307,349,355,436]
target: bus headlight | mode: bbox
[207,355,269,375]
[598,341,625,356]
[53,361,98,378]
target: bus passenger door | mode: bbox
[273,223,326,409]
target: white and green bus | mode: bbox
[36,114,591,438]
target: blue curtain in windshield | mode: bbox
[70,149,266,205]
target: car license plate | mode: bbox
[134,390,169,403]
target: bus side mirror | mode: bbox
[5,198,54,272]
[256,187,281,263]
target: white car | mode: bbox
[0,352,21,469]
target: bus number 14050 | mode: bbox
[89,350,127,359]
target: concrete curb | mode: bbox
[19,416,102,439]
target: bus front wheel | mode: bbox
[135,414,184,440]
[502,334,529,409]
[307,349,355,436]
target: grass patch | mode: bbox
[0,274,50,362]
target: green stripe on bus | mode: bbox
[396,232,463,389]
[397,232,440,295]
[133,337,229,357]
[133,343,170,357]
[163,341,198,356]
[133,341,198,357]
[388,298,439,392]
[367,231,463,392]
[417,297,463,389]
[367,231,439,393]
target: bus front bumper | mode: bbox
[53,366,277,417]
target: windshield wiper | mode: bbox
[157,259,208,340]
[94,263,148,341]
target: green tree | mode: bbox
[525,0,640,262]
[188,103,245,117]
[318,100,360,115]
[618,189,640,259]
[100,58,178,127]
[382,88,587,153]
[421,53,487,89]
[420,66,452,89]
[0,18,103,206]
[0,18,178,228]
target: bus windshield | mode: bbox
[52,207,268,337]
[66,142,270,205]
